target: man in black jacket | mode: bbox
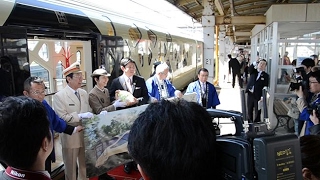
[228,54,242,88]
[246,59,269,123]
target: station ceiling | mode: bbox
[165,0,320,45]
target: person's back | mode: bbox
[228,55,241,73]
[127,99,217,180]
[0,96,52,180]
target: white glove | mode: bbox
[99,111,108,115]
[78,112,93,119]
[113,99,126,108]
[252,61,257,66]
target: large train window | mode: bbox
[0,27,29,100]
[99,36,124,87]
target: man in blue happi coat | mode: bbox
[146,62,179,102]
[185,68,220,108]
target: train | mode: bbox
[0,0,204,102]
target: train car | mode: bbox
[0,0,203,103]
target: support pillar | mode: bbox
[202,0,215,84]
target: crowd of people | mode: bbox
[1,55,320,180]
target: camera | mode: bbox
[307,102,320,118]
[289,81,304,91]
[289,67,307,91]
[207,109,302,180]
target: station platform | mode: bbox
[51,80,293,180]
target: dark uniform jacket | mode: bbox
[246,67,269,100]
[89,85,115,114]
[109,74,149,106]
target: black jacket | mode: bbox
[109,74,149,106]
[228,58,241,73]
[246,69,269,100]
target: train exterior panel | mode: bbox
[0,0,203,102]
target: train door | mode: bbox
[0,27,29,101]
[98,35,124,88]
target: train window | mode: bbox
[124,39,131,58]
[27,40,38,51]
[54,42,62,53]
[147,30,157,48]
[128,25,142,48]
[138,42,145,67]
[76,50,81,62]
[56,61,63,79]
[38,43,49,61]
[29,61,50,90]
[148,48,152,66]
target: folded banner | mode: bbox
[83,104,149,178]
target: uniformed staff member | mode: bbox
[89,68,126,180]
[53,62,94,180]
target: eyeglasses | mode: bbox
[30,90,46,95]
[73,74,83,79]
[309,81,319,84]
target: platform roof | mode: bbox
[165,0,320,44]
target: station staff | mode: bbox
[89,68,126,113]
[89,68,126,180]
[53,62,93,180]
[245,59,269,123]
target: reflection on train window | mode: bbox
[124,39,131,58]
[56,61,63,79]
[27,40,38,51]
[128,27,141,48]
[54,42,62,53]
[76,50,81,62]
[38,43,49,61]
[30,61,50,90]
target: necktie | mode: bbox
[127,78,133,93]
[75,91,80,101]
[202,83,206,93]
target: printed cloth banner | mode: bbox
[83,105,149,178]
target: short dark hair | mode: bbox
[300,135,320,178]
[259,58,267,65]
[301,58,315,68]
[311,54,318,59]
[128,99,217,180]
[198,68,209,75]
[227,54,232,59]
[120,58,135,67]
[0,96,51,169]
[292,59,297,66]
[309,70,320,83]
[23,76,44,91]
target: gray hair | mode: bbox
[156,63,169,74]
